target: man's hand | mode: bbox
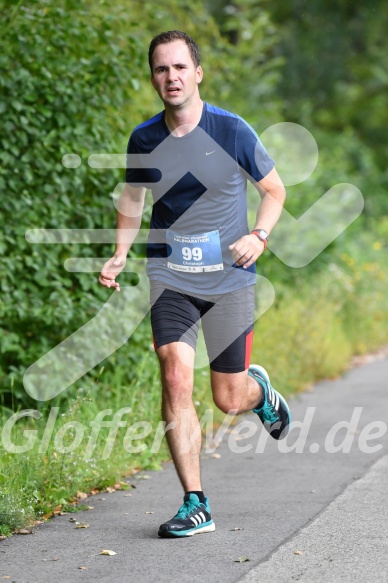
[99,255,127,292]
[229,234,265,269]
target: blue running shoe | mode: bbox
[249,364,291,440]
[158,493,215,538]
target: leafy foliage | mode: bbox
[0,1,146,404]
[262,0,388,216]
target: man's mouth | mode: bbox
[167,87,181,94]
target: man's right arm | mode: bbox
[98,184,146,292]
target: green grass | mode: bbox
[0,350,164,528]
[252,241,388,393]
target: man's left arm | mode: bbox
[229,167,286,268]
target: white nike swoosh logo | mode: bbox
[206,150,216,156]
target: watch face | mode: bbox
[258,229,268,240]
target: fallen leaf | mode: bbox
[294,550,303,555]
[235,556,250,563]
[3,577,11,579]
[211,453,221,459]
[145,511,154,515]
[15,529,33,535]
[58,511,68,516]
[99,550,117,556]
[42,557,60,562]
[78,566,87,570]
[69,517,77,522]
[0,536,7,541]
[76,491,88,500]
[230,527,243,531]
[124,494,132,497]
[74,524,90,529]
[105,487,115,494]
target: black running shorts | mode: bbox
[150,282,255,373]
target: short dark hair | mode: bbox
[148,30,200,72]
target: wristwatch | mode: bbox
[251,228,269,248]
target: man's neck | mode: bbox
[164,98,204,137]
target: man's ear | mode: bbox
[196,66,203,84]
[150,74,156,90]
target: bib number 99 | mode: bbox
[182,247,203,261]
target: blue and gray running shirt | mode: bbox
[126,102,274,295]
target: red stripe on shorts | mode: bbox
[245,329,254,370]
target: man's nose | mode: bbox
[166,68,178,82]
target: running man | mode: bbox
[99,30,291,538]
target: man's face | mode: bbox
[150,40,203,108]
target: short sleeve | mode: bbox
[236,119,275,183]
[125,133,161,186]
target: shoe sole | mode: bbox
[158,522,215,538]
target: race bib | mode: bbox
[166,229,224,273]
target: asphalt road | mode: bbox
[1,357,387,583]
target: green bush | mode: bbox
[0,1,151,406]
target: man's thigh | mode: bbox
[150,281,209,351]
[201,285,255,374]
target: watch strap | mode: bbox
[251,229,268,249]
[251,229,269,248]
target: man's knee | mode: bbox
[212,381,246,414]
[157,347,194,406]
[213,393,243,414]
[211,372,248,414]
[162,365,190,393]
